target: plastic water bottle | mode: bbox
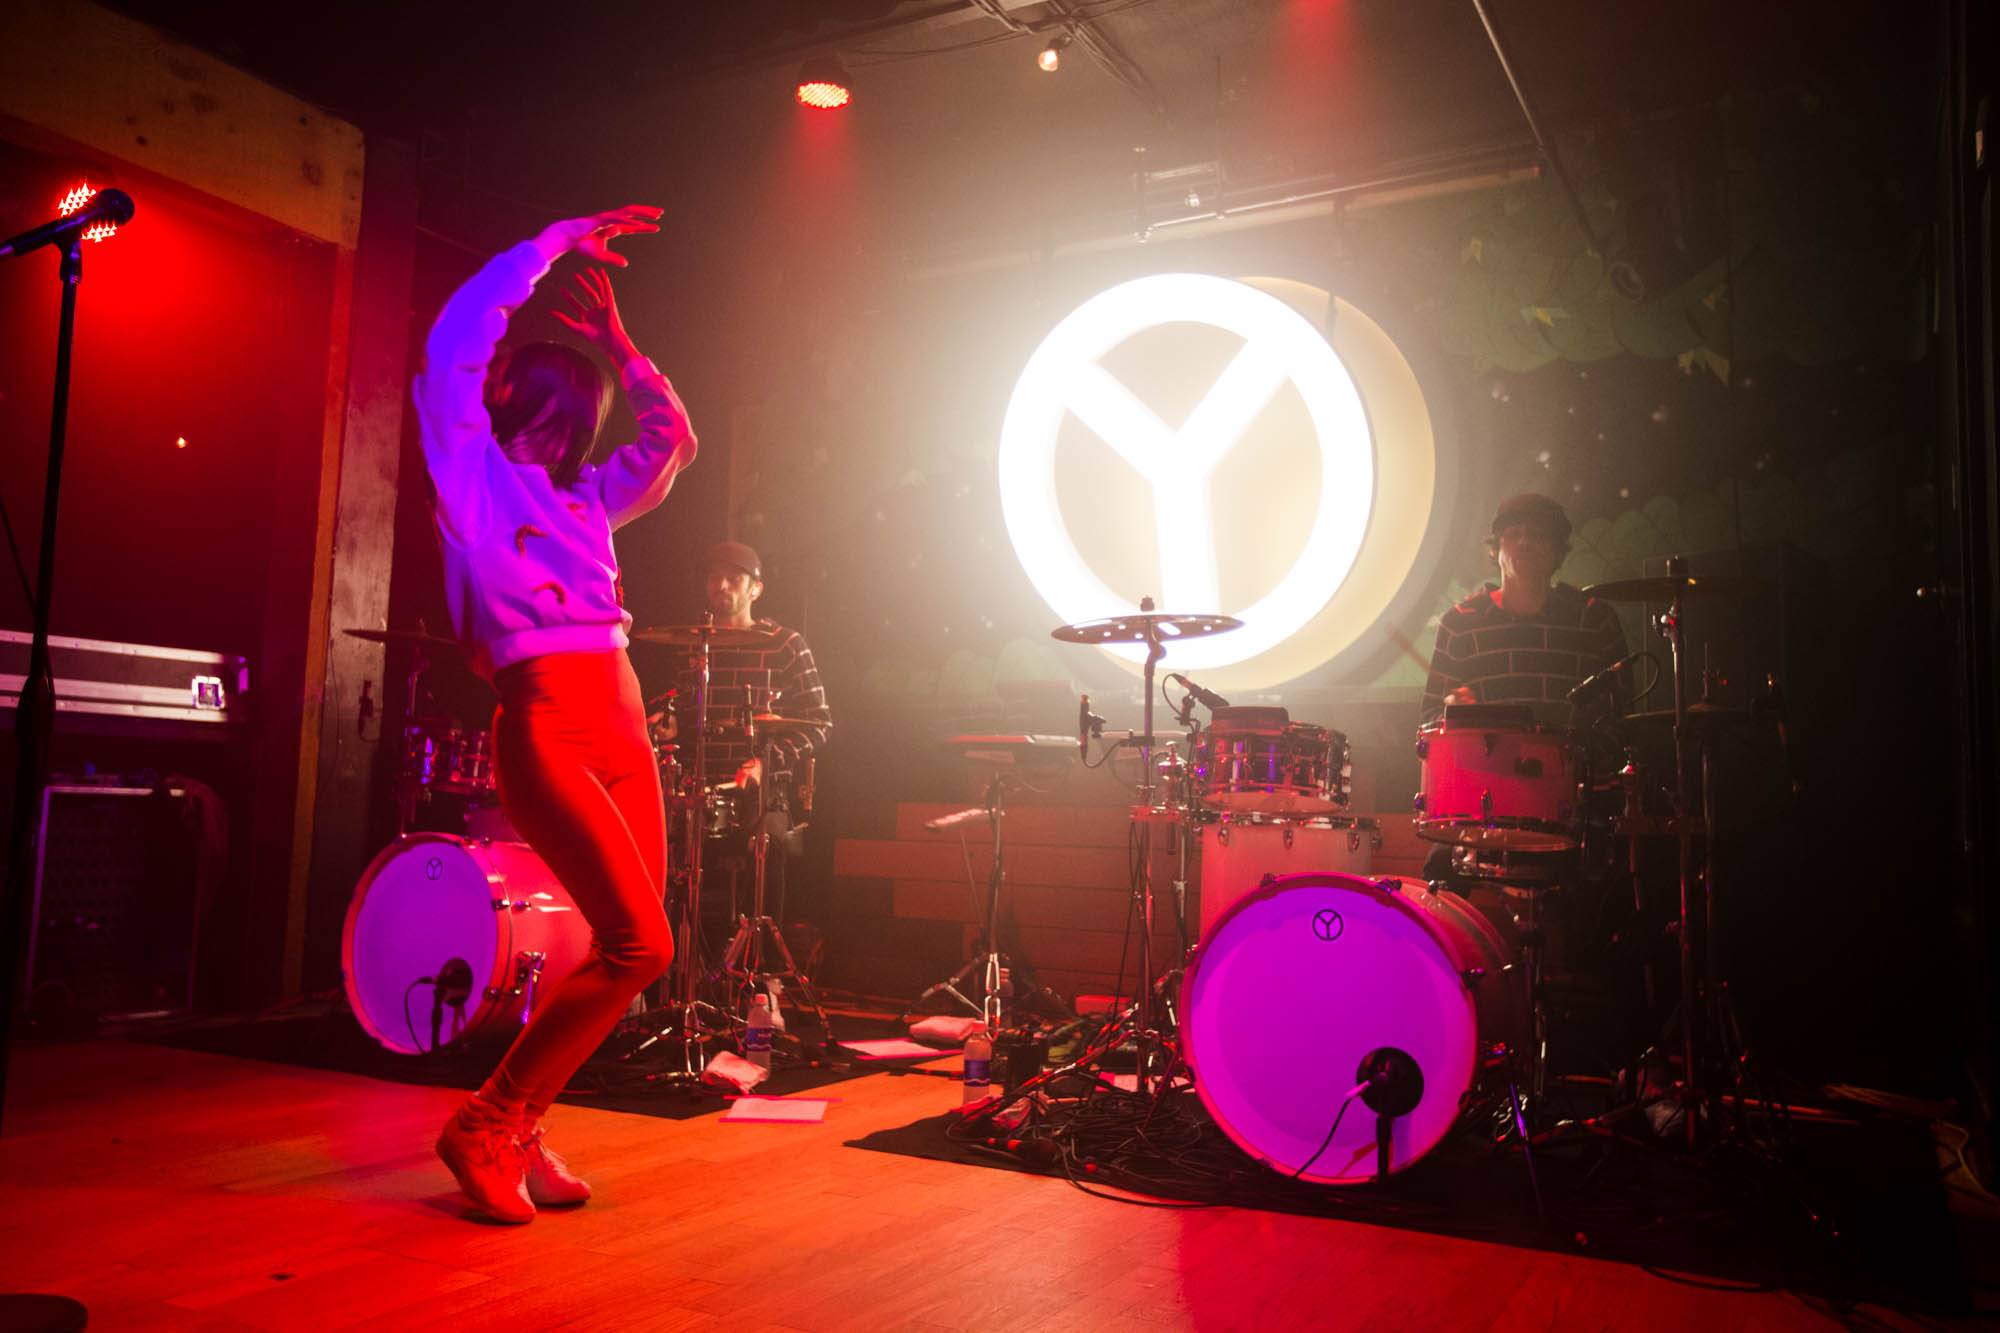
[962,1027,993,1104]
[744,994,775,1070]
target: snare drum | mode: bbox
[1195,710,1351,816]
[402,722,495,797]
[1182,872,1524,1183]
[1414,718,1579,851]
[1195,815,1381,939]
[342,835,590,1055]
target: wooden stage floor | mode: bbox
[0,1038,1950,1331]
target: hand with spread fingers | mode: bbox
[535,204,662,269]
[552,268,636,363]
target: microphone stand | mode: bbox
[2,235,87,1136]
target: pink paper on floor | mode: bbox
[721,1097,833,1124]
[839,1038,960,1061]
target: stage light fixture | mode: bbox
[58,181,119,243]
[1037,32,1072,72]
[795,56,853,109]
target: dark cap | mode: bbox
[1490,493,1572,544]
[703,540,763,580]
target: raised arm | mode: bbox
[412,205,663,544]
[551,268,697,528]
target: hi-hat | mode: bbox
[343,627,458,650]
[632,624,782,648]
[1051,613,1244,645]
[1583,575,1751,603]
[1621,702,1761,733]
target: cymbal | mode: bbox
[343,627,458,650]
[1051,612,1244,645]
[751,712,822,736]
[1582,575,1752,603]
[631,623,781,648]
[1621,702,1761,732]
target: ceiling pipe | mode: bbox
[1468,0,1610,258]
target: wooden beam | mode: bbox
[0,0,363,250]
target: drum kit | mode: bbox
[988,559,1774,1187]
[337,618,830,1081]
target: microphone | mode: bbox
[1077,693,1104,759]
[1357,1046,1425,1117]
[1166,673,1230,710]
[0,189,135,260]
[426,957,473,1051]
[1565,650,1644,701]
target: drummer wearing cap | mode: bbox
[669,540,831,925]
[1421,493,1632,723]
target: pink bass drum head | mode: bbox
[1181,872,1502,1184]
[342,834,581,1055]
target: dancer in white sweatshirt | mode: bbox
[416,204,696,1223]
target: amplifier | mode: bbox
[0,630,250,738]
[24,783,204,1022]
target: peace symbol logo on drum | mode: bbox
[1312,908,1344,941]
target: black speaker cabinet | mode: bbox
[23,783,203,1023]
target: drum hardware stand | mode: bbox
[904,770,1013,1026]
[392,637,435,837]
[624,616,729,1083]
[720,710,833,1045]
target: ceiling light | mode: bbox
[1038,32,1073,72]
[795,56,853,109]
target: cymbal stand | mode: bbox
[1656,555,1704,1149]
[627,618,728,1080]
[392,641,433,837]
[720,710,832,1044]
[1128,598,1171,1093]
[903,769,1011,1026]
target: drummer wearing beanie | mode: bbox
[1420,493,1631,723]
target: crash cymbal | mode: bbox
[631,623,782,648]
[1582,575,1752,603]
[343,627,459,650]
[750,712,823,736]
[1051,613,1244,645]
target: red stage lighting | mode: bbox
[795,56,852,110]
[58,181,119,243]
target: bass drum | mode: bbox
[342,834,591,1055]
[1195,816,1380,940]
[1181,872,1523,1184]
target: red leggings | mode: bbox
[484,649,671,1115]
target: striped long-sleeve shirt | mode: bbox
[674,620,830,785]
[1420,583,1629,722]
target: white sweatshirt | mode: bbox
[412,235,695,680]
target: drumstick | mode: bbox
[1381,622,1432,673]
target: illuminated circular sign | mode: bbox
[999,273,1438,689]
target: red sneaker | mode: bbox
[436,1112,534,1224]
[521,1127,592,1207]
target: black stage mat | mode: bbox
[143,1003,958,1121]
[845,1088,1967,1318]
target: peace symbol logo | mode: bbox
[1312,908,1345,942]
[999,274,1375,674]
